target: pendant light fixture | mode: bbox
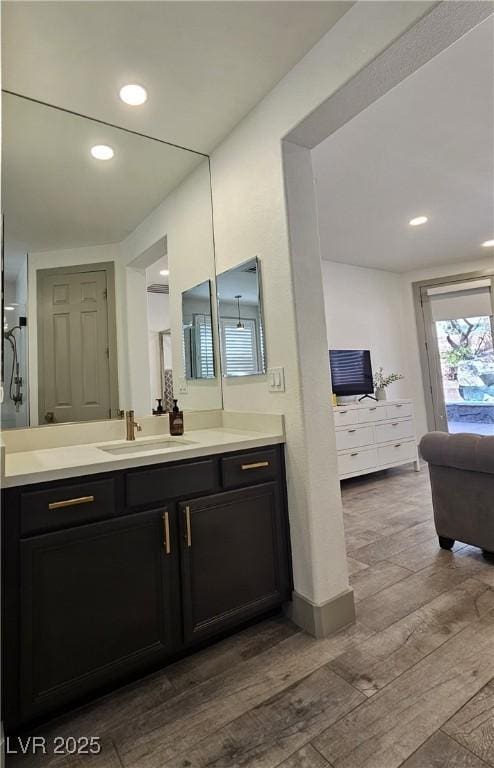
[235,295,245,329]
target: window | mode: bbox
[220,317,260,376]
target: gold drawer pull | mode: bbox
[184,505,192,547]
[162,510,171,555]
[241,461,270,471]
[350,452,359,457]
[394,443,402,448]
[48,495,94,510]
[391,422,399,426]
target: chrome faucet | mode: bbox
[125,410,142,441]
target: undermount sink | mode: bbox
[99,438,193,456]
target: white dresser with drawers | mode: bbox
[333,399,420,480]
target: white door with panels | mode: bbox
[38,268,114,423]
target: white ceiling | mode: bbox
[312,17,494,274]
[2,93,204,253]
[2,1,352,155]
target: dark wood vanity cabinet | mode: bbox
[179,483,289,644]
[18,509,177,725]
[2,445,291,731]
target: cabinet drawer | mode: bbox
[221,449,278,489]
[378,440,416,466]
[357,405,387,423]
[386,403,412,419]
[338,448,377,476]
[20,478,115,536]
[375,419,414,443]
[333,409,358,427]
[126,459,216,507]
[335,426,374,451]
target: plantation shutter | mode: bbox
[220,317,259,376]
[196,315,214,378]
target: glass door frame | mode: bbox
[413,269,494,433]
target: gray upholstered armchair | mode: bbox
[419,432,494,558]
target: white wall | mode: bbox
[322,260,408,399]
[147,291,170,333]
[120,159,222,414]
[209,2,433,608]
[147,291,171,410]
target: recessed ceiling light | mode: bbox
[409,216,428,227]
[481,239,494,248]
[119,84,148,106]
[159,269,169,277]
[5,306,14,311]
[90,145,114,160]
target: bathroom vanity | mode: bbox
[2,423,291,731]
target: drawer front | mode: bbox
[378,440,416,466]
[20,478,115,536]
[127,459,216,507]
[221,448,278,490]
[375,419,414,443]
[335,426,374,451]
[333,409,358,427]
[338,448,378,476]
[386,403,412,419]
[357,405,387,423]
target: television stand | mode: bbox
[332,399,420,480]
[358,394,377,403]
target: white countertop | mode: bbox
[3,425,285,488]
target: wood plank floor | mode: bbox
[8,464,494,768]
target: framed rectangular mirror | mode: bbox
[182,280,216,380]
[216,256,266,377]
[1,92,221,428]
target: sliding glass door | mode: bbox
[419,276,494,435]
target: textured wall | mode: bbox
[209,2,434,605]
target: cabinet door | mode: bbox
[19,509,175,722]
[179,483,290,643]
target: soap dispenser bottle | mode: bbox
[169,399,184,436]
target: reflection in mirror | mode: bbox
[216,257,266,377]
[182,280,216,380]
[1,92,221,428]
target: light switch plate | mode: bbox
[178,378,188,394]
[268,367,285,393]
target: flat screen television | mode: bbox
[329,349,374,398]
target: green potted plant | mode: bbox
[373,367,404,401]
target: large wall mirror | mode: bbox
[216,257,266,377]
[1,92,222,428]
